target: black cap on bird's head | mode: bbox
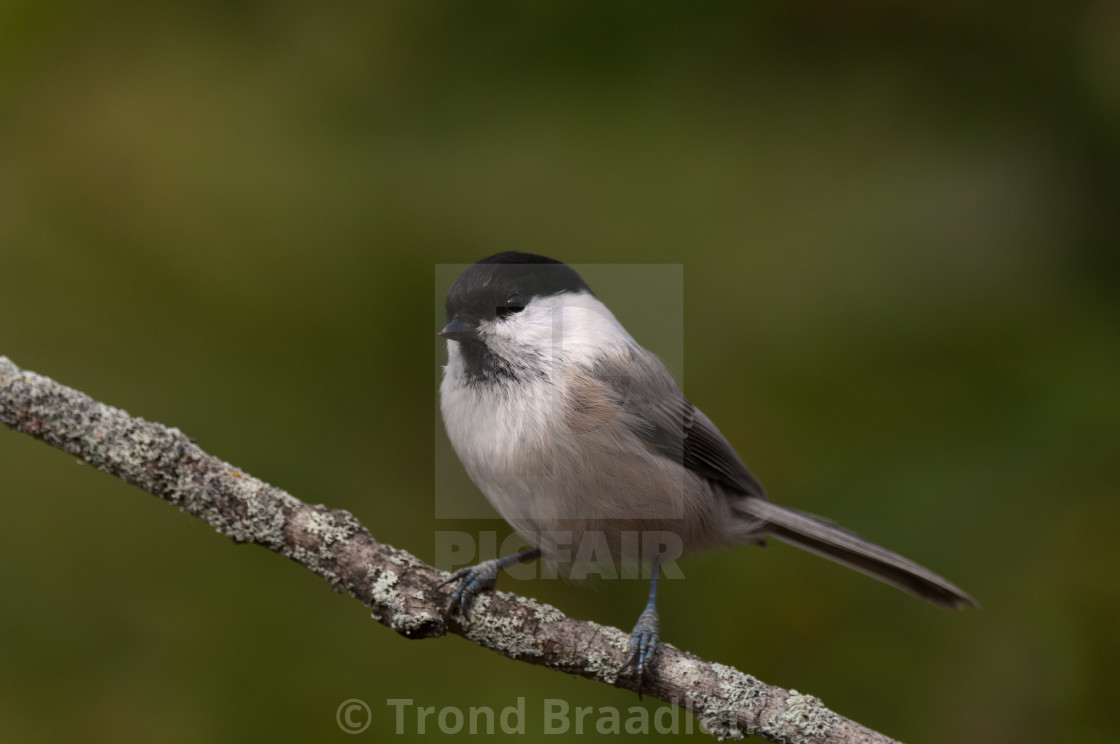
[441,252,591,341]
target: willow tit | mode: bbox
[438,252,976,691]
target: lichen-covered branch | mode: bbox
[0,355,901,744]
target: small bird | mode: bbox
[438,252,976,692]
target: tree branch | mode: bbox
[0,355,901,744]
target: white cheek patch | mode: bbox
[486,292,634,367]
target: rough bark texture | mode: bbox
[0,355,902,744]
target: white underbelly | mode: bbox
[440,375,722,565]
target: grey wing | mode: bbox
[588,346,766,499]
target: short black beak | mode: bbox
[439,318,478,341]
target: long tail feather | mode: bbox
[737,499,978,610]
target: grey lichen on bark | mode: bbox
[0,355,902,744]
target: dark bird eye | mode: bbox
[496,294,525,319]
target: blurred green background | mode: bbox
[2,2,1118,742]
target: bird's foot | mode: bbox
[440,559,502,619]
[623,605,660,698]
